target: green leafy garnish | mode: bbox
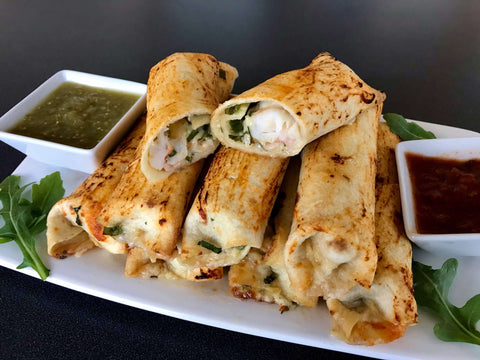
[197,240,222,254]
[0,172,65,280]
[219,68,226,80]
[187,128,200,142]
[103,224,123,236]
[413,258,480,345]
[383,113,436,140]
[168,149,177,157]
[185,154,194,163]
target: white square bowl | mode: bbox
[396,137,480,256]
[0,70,146,173]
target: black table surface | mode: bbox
[1,2,480,359]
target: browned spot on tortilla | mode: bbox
[199,208,207,223]
[194,267,222,280]
[231,285,256,300]
[329,238,348,252]
[361,92,375,104]
[159,218,167,225]
[331,153,352,164]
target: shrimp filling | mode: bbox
[223,101,300,151]
[148,114,216,171]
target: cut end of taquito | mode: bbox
[140,53,238,181]
[211,52,385,157]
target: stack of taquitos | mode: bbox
[46,51,418,345]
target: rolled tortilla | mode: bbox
[46,115,146,258]
[325,124,416,345]
[229,157,318,309]
[141,53,238,180]
[285,104,381,300]
[326,184,417,345]
[125,247,223,281]
[97,137,204,261]
[211,52,385,157]
[180,146,289,268]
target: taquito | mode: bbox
[46,116,146,258]
[97,137,204,261]
[141,53,238,180]
[326,124,416,345]
[285,104,382,300]
[211,52,385,157]
[229,157,318,309]
[181,146,289,268]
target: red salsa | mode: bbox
[406,152,480,234]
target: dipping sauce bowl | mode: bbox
[396,137,480,256]
[0,70,146,173]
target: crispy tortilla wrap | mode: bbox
[141,53,238,181]
[326,184,417,345]
[229,157,318,309]
[285,104,381,300]
[125,247,223,281]
[46,116,146,258]
[326,125,416,345]
[97,137,204,261]
[211,52,385,157]
[181,146,289,268]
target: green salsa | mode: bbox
[8,82,140,149]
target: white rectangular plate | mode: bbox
[1,120,480,360]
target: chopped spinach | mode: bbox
[198,240,222,254]
[73,206,82,226]
[103,224,123,236]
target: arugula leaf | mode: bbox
[0,172,65,280]
[383,113,436,140]
[413,259,480,345]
